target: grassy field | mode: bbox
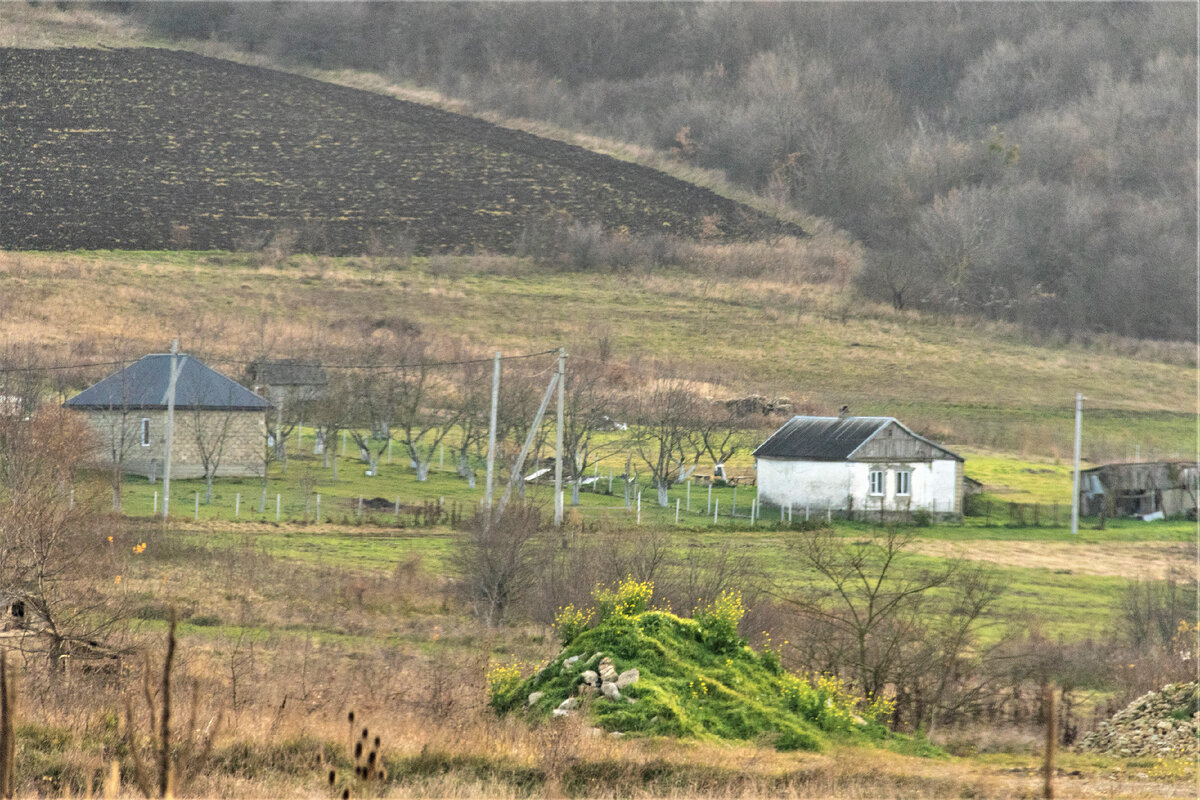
[5,248,1196,468]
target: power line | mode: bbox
[0,348,562,375]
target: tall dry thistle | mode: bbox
[328,711,387,798]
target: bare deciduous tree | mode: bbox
[0,406,125,669]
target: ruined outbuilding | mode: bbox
[1079,462,1199,518]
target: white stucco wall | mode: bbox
[757,457,960,514]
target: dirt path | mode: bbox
[913,540,1197,581]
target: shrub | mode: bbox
[485,662,526,713]
[592,576,653,621]
[552,604,594,646]
[910,508,933,527]
[693,589,745,651]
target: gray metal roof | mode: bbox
[753,416,893,460]
[66,354,270,411]
[247,359,328,387]
[752,415,962,461]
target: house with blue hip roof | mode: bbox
[66,354,270,479]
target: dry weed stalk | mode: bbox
[328,710,387,798]
[123,608,224,798]
[0,652,15,800]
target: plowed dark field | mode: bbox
[0,48,799,255]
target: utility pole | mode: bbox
[1071,392,1083,535]
[162,340,182,519]
[483,351,500,522]
[554,348,565,526]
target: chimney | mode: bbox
[838,405,850,419]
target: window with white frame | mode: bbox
[868,469,886,496]
[141,418,151,447]
[896,470,911,496]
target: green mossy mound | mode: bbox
[491,608,888,752]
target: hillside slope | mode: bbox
[0,48,798,255]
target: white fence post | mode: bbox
[276,493,280,521]
[636,491,641,525]
[316,494,321,523]
[713,498,719,524]
[235,493,240,518]
[194,492,199,521]
[675,498,680,524]
[153,491,158,515]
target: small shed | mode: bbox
[246,359,328,407]
[753,415,965,519]
[66,353,270,478]
[1079,462,1199,518]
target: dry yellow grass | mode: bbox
[913,540,1198,582]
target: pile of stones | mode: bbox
[1079,682,1198,758]
[527,652,640,718]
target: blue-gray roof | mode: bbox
[752,415,960,461]
[66,354,270,411]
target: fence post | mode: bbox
[805,504,810,521]
[395,496,400,520]
[235,493,240,518]
[750,498,756,526]
[732,486,737,517]
[707,484,712,514]
[194,492,199,521]
[675,498,680,524]
[636,492,641,525]
[316,494,321,523]
[686,480,691,511]
[826,507,831,523]
[358,496,363,519]
[713,498,719,524]
[276,493,280,521]
[153,491,158,515]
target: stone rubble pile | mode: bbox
[537,652,640,718]
[1079,682,1198,758]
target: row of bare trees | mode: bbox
[249,338,776,509]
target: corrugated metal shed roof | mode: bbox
[66,354,270,411]
[753,416,891,460]
[247,359,328,387]
[752,415,962,461]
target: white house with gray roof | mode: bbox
[66,354,270,479]
[753,415,964,519]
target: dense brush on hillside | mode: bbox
[128,2,1197,341]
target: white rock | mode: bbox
[528,691,544,706]
[552,709,571,717]
[598,657,618,684]
[580,670,600,688]
[557,697,579,711]
[601,682,622,701]
[616,668,639,689]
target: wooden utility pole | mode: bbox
[554,348,565,526]
[483,351,500,522]
[1042,681,1057,799]
[162,340,181,519]
[1070,393,1083,535]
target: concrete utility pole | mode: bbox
[484,351,500,521]
[1070,392,1084,535]
[554,348,565,526]
[162,340,182,519]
